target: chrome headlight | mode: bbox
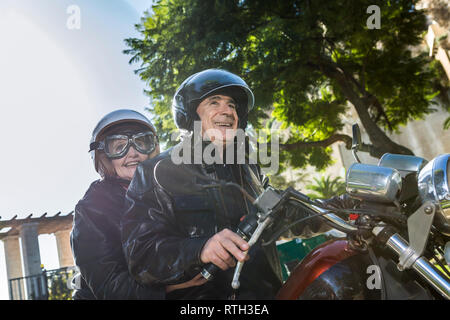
[418,154,450,236]
[378,153,428,176]
[346,163,402,203]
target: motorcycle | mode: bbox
[277,125,450,300]
[154,124,450,300]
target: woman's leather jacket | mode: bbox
[70,176,166,299]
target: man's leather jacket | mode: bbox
[122,143,334,299]
[70,176,166,299]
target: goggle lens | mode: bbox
[134,133,156,152]
[107,137,129,156]
[103,132,157,158]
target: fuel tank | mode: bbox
[276,238,435,300]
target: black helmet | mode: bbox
[172,69,254,131]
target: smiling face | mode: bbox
[111,143,159,181]
[98,122,159,180]
[196,94,238,145]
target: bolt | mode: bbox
[424,206,433,214]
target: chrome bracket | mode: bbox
[398,201,435,271]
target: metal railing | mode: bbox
[8,267,76,300]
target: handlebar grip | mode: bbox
[200,214,258,281]
[201,263,221,280]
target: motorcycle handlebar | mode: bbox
[200,263,220,281]
[200,213,259,281]
[200,188,358,281]
[286,195,358,233]
[374,226,450,300]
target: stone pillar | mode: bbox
[19,223,44,299]
[54,229,74,267]
[3,236,25,300]
[19,223,41,276]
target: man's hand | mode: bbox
[200,229,250,271]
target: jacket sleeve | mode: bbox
[121,164,209,286]
[70,182,166,300]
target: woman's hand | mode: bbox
[165,273,208,293]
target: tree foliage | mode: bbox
[306,175,347,199]
[124,0,449,169]
[47,273,73,300]
[267,170,310,190]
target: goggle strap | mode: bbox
[89,141,101,152]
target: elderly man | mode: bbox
[121,69,329,299]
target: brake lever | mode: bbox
[200,187,283,281]
[231,216,274,289]
[230,188,284,289]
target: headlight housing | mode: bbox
[418,154,450,236]
[346,163,402,203]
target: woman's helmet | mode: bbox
[172,69,254,131]
[89,109,157,175]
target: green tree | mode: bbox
[306,175,347,199]
[267,170,310,190]
[47,274,73,300]
[124,0,449,170]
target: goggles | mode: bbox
[91,131,158,159]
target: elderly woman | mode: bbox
[70,109,205,299]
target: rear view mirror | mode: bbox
[351,124,362,163]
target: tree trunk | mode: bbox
[318,61,414,158]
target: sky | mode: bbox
[0,0,155,300]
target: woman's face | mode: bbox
[111,142,159,181]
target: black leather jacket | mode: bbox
[70,176,166,300]
[122,143,332,299]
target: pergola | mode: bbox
[0,211,74,240]
[0,211,74,299]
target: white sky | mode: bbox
[0,0,155,299]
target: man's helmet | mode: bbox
[172,69,255,131]
[89,109,156,174]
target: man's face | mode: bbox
[196,94,239,144]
